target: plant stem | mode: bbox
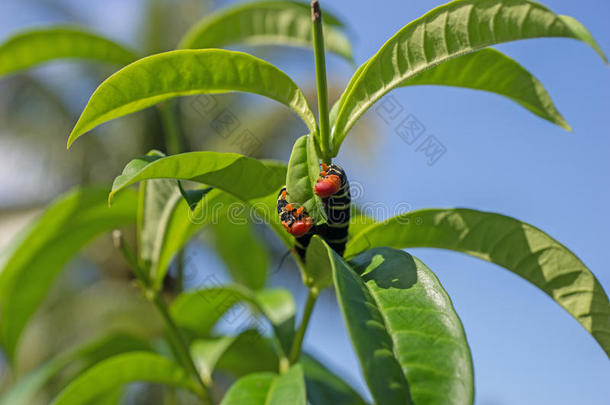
[113,231,211,403]
[311,0,332,162]
[151,294,211,402]
[289,289,319,363]
[157,100,186,155]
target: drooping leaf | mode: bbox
[50,352,202,405]
[332,247,474,404]
[67,49,317,146]
[331,0,607,154]
[191,336,237,385]
[191,329,282,385]
[220,365,306,405]
[400,48,571,129]
[0,187,137,362]
[0,333,150,405]
[301,353,368,405]
[171,285,295,354]
[179,1,353,63]
[212,213,269,290]
[110,152,284,204]
[0,26,138,78]
[286,135,326,225]
[346,208,610,357]
[215,330,279,377]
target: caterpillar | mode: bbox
[277,163,350,260]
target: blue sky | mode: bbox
[1,0,608,403]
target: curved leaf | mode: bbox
[0,187,137,362]
[286,134,326,225]
[110,151,285,203]
[346,208,610,357]
[50,352,202,405]
[191,329,281,385]
[67,49,316,146]
[331,0,607,153]
[301,353,368,405]
[179,1,353,63]
[332,247,474,404]
[0,333,150,405]
[0,26,138,78]
[220,365,306,405]
[400,48,570,129]
[171,286,295,354]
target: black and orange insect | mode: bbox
[315,163,350,257]
[277,163,350,260]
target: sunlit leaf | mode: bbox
[110,151,284,203]
[179,1,353,63]
[67,49,317,146]
[400,48,571,129]
[333,247,473,405]
[0,188,137,362]
[331,0,607,154]
[0,26,138,78]
[346,208,610,357]
[50,352,202,405]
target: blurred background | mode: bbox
[0,0,608,404]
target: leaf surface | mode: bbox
[0,188,137,362]
[331,0,607,153]
[110,152,284,203]
[67,49,316,146]
[346,208,610,357]
[179,1,353,63]
[50,352,201,405]
[333,247,474,404]
[0,26,138,78]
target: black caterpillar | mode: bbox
[277,163,350,260]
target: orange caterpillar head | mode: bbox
[314,174,341,198]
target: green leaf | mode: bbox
[349,205,377,241]
[191,336,237,386]
[332,247,474,404]
[400,48,570,129]
[0,26,138,78]
[136,151,182,272]
[215,330,279,377]
[0,333,150,405]
[179,1,353,63]
[110,151,285,204]
[50,352,202,405]
[301,353,368,405]
[212,213,269,290]
[331,0,607,154]
[286,135,326,225]
[67,49,316,147]
[303,235,334,291]
[220,365,306,405]
[346,208,610,357]
[142,162,287,289]
[171,285,295,355]
[191,328,285,385]
[0,187,137,362]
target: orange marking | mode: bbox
[296,206,304,216]
[285,203,293,211]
